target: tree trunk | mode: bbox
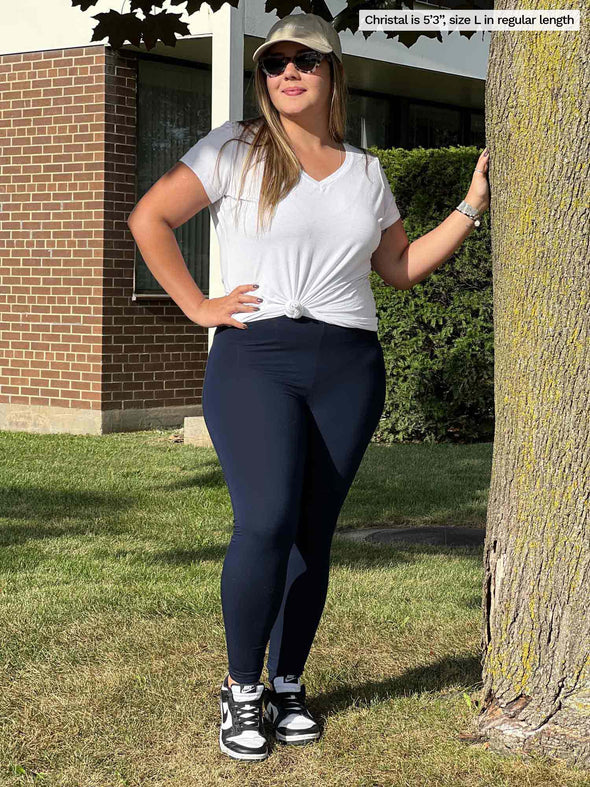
[477,0,590,767]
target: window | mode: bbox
[469,111,486,148]
[408,102,461,148]
[134,58,212,296]
[346,92,394,149]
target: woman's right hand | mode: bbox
[191,284,261,329]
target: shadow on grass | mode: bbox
[329,539,484,569]
[0,486,137,547]
[310,653,483,722]
[164,442,493,529]
[144,541,484,574]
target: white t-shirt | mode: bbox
[179,119,400,331]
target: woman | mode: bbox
[128,13,490,762]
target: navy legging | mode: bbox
[202,315,386,684]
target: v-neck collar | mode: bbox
[299,143,353,189]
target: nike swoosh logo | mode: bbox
[221,700,232,729]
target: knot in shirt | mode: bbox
[285,300,303,319]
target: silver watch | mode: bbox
[456,200,482,227]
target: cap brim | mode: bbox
[252,37,333,63]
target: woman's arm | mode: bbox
[395,198,486,290]
[371,149,490,291]
[127,162,212,322]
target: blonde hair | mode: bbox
[211,48,371,234]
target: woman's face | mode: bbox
[262,41,333,122]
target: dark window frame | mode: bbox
[132,51,213,301]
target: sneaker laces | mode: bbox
[275,690,310,717]
[233,698,262,732]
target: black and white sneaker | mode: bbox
[219,675,269,761]
[263,675,321,745]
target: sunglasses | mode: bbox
[259,50,326,78]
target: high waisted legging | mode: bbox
[202,315,386,684]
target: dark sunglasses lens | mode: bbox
[294,51,322,71]
[260,51,322,76]
[261,56,286,76]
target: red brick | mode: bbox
[0,46,208,419]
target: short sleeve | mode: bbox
[178,120,237,204]
[375,158,401,230]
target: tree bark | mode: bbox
[478,0,590,768]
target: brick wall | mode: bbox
[0,45,208,433]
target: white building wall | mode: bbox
[1,0,488,82]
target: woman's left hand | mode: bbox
[465,147,490,215]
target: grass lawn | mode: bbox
[0,429,588,786]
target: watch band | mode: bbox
[456,200,482,228]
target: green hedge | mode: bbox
[370,145,494,444]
